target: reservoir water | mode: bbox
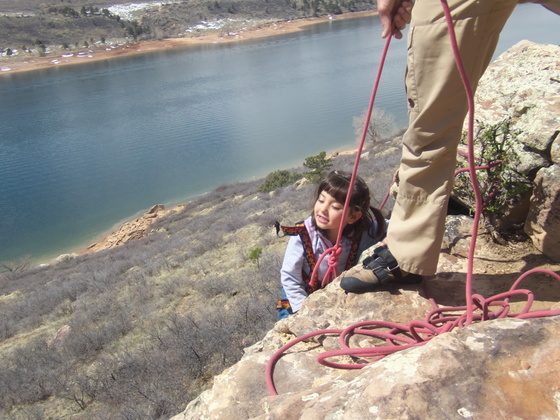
[0,4,558,262]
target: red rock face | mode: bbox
[84,204,181,253]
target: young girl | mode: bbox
[277,170,387,319]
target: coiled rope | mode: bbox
[266,0,560,396]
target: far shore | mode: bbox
[0,11,378,76]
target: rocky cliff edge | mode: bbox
[171,41,560,420]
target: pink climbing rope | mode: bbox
[307,28,394,292]
[266,0,560,396]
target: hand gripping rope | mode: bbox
[266,0,560,395]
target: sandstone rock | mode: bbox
[552,133,560,165]
[49,253,78,264]
[173,277,560,420]
[472,41,559,162]
[253,316,560,420]
[441,215,474,253]
[83,204,180,253]
[146,204,165,215]
[511,141,551,176]
[295,177,311,189]
[525,164,560,261]
[454,41,560,239]
[172,276,434,420]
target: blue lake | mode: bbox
[0,4,558,262]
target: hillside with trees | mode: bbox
[0,0,377,57]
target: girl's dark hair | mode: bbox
[311,170,386,241]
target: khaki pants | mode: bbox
[386,0,558,275]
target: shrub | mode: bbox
[258,170,302,193]
[248,247,263,267]
[454,118,531,215]
[303,151,332,183]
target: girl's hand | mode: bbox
[378,0,414,39]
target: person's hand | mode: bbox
[377,0,414,39]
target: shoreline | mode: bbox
[2,11,373,264]
[36,142,359,263]
[74,144,360,258]
[0,11,377,76]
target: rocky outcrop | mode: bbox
[471,41,559,173]
[459,41,560,261]
[183,316,560,420]
[525,164,560,261]
[83,204,181,253]
[172,227,560,419]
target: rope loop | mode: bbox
[327,244,343,268]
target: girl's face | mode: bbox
[314,190,362,238]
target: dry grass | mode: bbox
[0,142,400,419]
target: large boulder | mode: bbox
[472,40,559,169]
[525,164,560,261]
[172,273,560,419]
[456,41,560,259]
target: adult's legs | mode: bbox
[386,0,518,276]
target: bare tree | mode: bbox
[0,255,31,275]
[353,107,398,146]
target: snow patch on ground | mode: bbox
[107,2,175,20]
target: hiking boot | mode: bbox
[340,245,423,293]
